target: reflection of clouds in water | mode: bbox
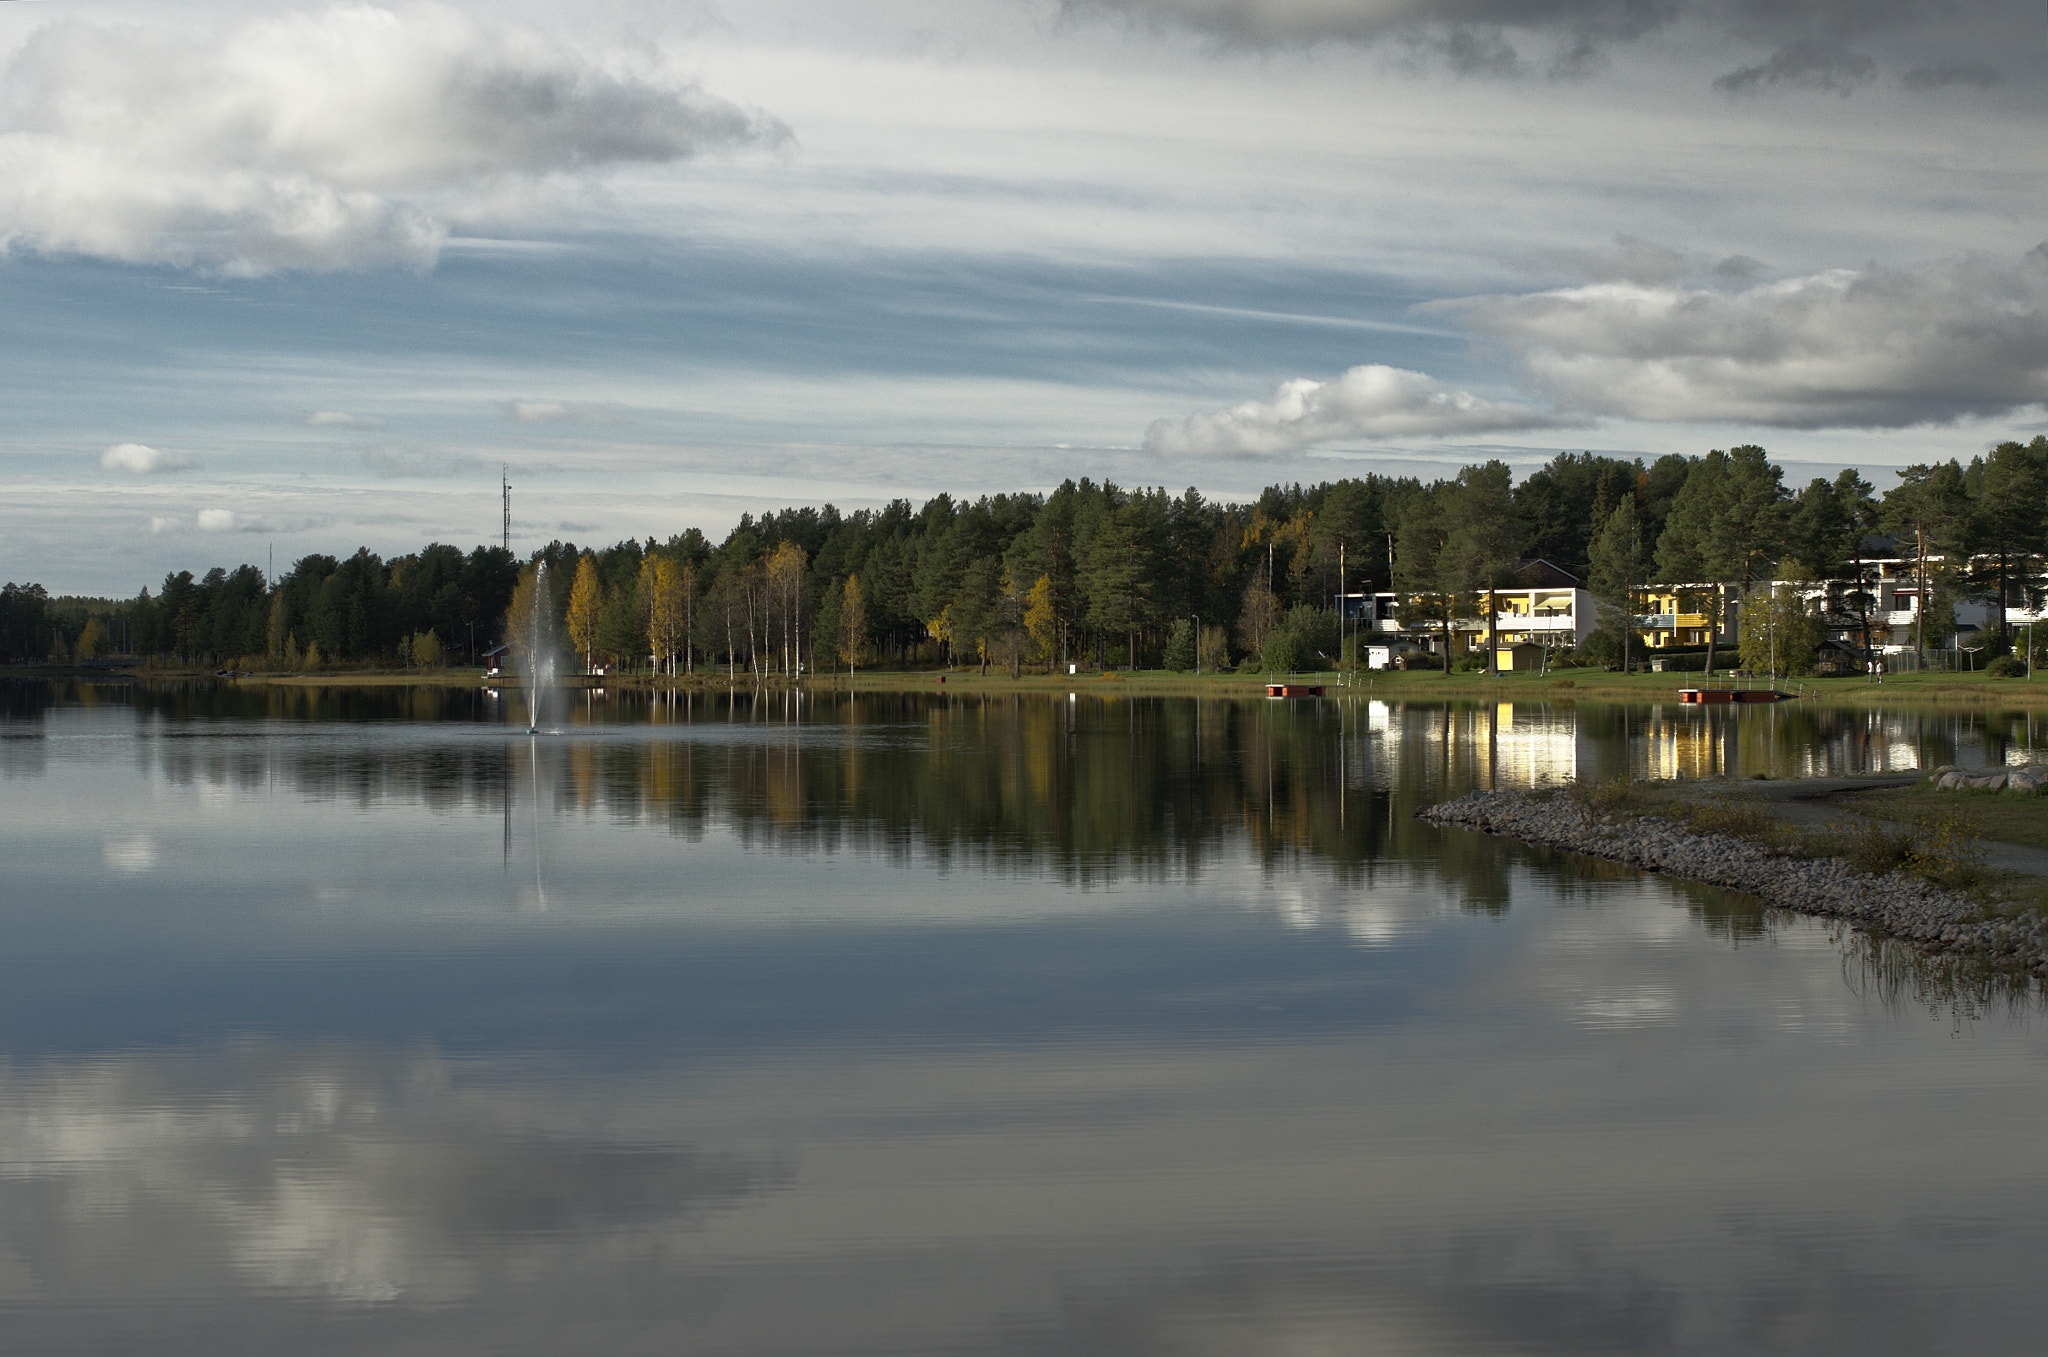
[1265,872,1457,947]
[99,836,158,873]
[0,1048,781,1310]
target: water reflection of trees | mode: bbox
[20,679,2048,895]
[559,693,1478,886]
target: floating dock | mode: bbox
[1678,687,1791,704]
[1266,683,1326,698]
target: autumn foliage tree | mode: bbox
[566,555,603,673]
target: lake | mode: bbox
[3,679,2046,1355]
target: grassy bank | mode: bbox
[1568,774,2043,917]
[1843,782,2048,854]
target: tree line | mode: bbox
[6,436,2045,672]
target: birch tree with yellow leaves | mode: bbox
[566,555,603,674]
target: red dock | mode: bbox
[1266,683,1326,698]
[1679,687,1790,704]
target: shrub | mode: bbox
[1259,629,1300,673]
[1282,604,1339,661]
[1988,655,2025,678]
[1826,810,1988,890]
[1577,629,1622,669]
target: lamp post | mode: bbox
[1191,614,1200,676]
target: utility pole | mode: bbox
[502,467,512,555]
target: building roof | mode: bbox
[1512,558,1579,588]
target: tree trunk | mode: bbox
[1703,584,1719,677]
[1917,525,1928,663]
[1485,587,1498,676]
[1621,586,1630,675]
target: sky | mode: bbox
[4,0,2048,594]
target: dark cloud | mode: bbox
[1713,38,1877,94]
[1066,0,2014,92]
[1900,59,2003,90]
[1438,245,2048,428]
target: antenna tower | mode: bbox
[501,467,511,554]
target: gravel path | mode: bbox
[1418,789,2048,980]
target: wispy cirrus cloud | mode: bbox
[505,400,625,425]
[306,410,385,429]
[0,4,787,275]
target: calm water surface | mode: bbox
[3,680,2046,1355]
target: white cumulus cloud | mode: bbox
[306,410,385,429]
[100,442,195,474]
[196,509,238,532]
[1444,244,2048,428]
[1144,363,1568,456]
[0,4,785,274]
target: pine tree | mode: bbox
[1442,461,1523,675]
[1589,499,1650,674]
[1971,437,2048,645]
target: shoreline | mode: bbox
[19,664,2048,707]
[1418,788,2048,980]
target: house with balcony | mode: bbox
[1346,560,1597,669]
[1633,586,1730,649]
[1779,551,2048,660]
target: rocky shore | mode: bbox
[1419,789,2048,980]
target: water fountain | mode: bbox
[519,560,558,735]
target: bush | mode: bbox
[1988,655,2025,678]
[1823,810,1988,890]
[1578,629,1622,669]
[1260,629,1302,674]
[1282,604,1339,661]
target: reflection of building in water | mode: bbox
[1492,704,1578,786]
[1361,701,1579,790]
[1639,707,1729,781]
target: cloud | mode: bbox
[1144,364,1569,456]
[1067,1,1985,89]
[1441,245,2048,428]
[1068,0,1673,53]
[1713,38,1876,94]
[0,5,786,274]
[1900,60,2001,91]
[1524,234,1764,288]
[195,508,238,532]
[100,442,194,474]
[306,410,385,429]
[359,446,481,477]
[506,399,623,424]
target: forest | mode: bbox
[5,437,2045,673]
